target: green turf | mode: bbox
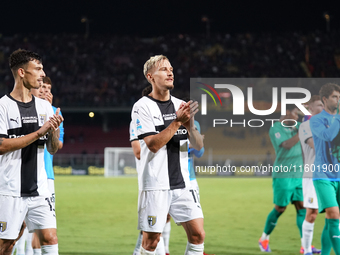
[54,176,332,254]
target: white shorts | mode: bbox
[0,195,56,240]
[303,178,318,209]
[47,179,55,208]
[138,189,203,233]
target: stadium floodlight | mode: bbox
[81,16,90,39]
[323,12,330,32]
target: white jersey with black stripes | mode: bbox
[131,95,191,191]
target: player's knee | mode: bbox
[190,229,205,244]
[143,233,160,250]
[275,206,286,213]
[41,233,58,245]
[0,239,16,253]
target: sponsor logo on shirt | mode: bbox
[22,116,38,124]
[175,128,188,135]
[163,113,176,121]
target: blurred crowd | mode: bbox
[0,31,340,107]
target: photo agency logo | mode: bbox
[194,79,312,128]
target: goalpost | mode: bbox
[104,147,137,177]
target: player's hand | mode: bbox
[182,101,199,129]
[49,108,64,131]
[37,108,64,137]
[176,101,191,125]
[45,92,53,104]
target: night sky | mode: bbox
[0,0,338,36]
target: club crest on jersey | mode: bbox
[308,197,313,203]
[39,114,47,125]
[147,216,156,227]
[136,119,142,130]
[275,132,281,139]
[0,222,7,232]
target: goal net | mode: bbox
[104,147,137,177]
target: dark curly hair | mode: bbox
[9,49,42,73]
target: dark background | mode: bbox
[0,0,337,36]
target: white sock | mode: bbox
[302,220,314,254]
[41,244,58,255]
[140,247,156,255]
[184,242,204,255]
[33,249,42,255]
[26,232,34,255]
[133,232,143,255]
[155,236,165,255]
[261,232,270,241]
[162,222,171,254]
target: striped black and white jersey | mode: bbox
[131,95,190,191]
[0,94,54,197]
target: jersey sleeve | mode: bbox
[0,104,8,137]
[310,115,340,142]
[129,120,138,142]
[132,102,157,139]
[269,124,288,150]
[298,122,312,144]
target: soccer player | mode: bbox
[30,76,64,254]
[299,96,324,255]
[259,105,307,253]
[310,83,340,255]
[131,55,204,255]
[131,85,165,255]
[0,49,63,254]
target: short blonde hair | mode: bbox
[143,55,169,80]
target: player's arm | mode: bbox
[0,118,57,155]
[280,133,299,149]
[46,108,64,155]
[143,120,183,153]
[182,101,203,151]
[58,112,64,150]
[131,140,141,160]
[143,101,192,153]
[310,116,340,142]
[306,137,314,149]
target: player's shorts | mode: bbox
[314,179,340,213]
[138,189,203,233]
[272,178,303,207]
[303,178,318,209]
[47,179,55,207]
[0,195,56,239]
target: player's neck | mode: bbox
[10,82,33,103]
[325,107,336,115]
[149,88,170,101]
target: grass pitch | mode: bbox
[55,176,329,255]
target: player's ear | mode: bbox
[146,73,153,83]
[17,68,25,78]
